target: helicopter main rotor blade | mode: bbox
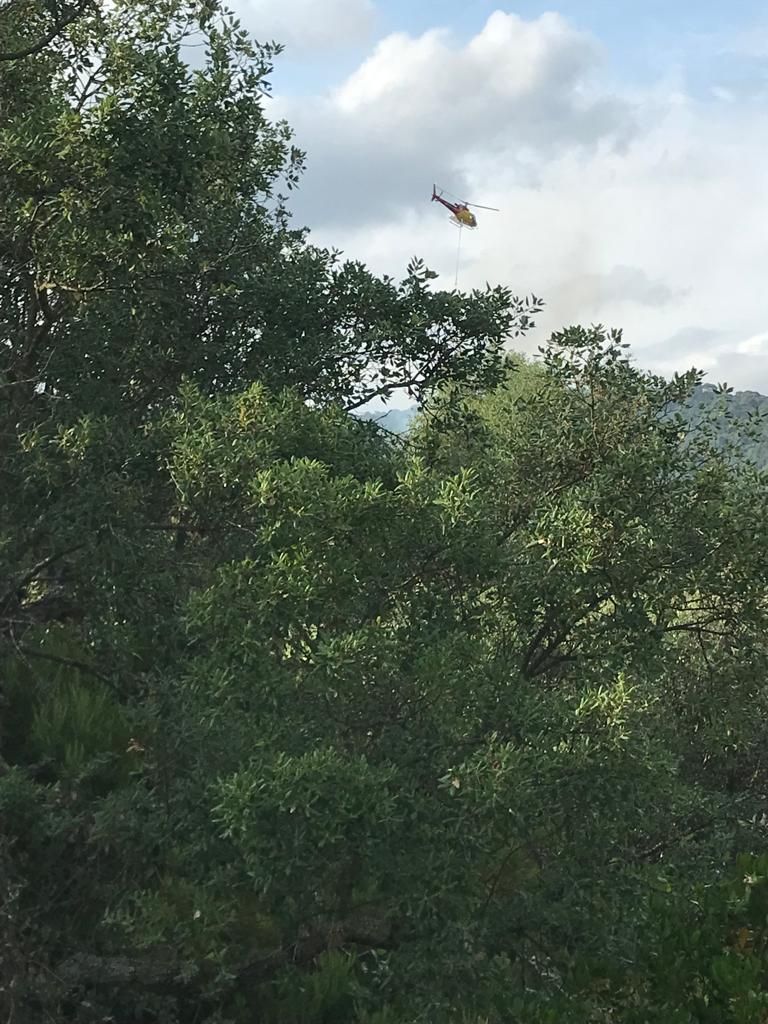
[465,202,500,211]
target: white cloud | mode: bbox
[232,0,374,51]
[271,9,768,391]
[334,11,607,122]
[275,11,634,227]
[736,331,768,356]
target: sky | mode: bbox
[230,1,768,391]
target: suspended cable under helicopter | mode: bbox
[430,183,499,287]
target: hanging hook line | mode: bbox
[454,224,462,289]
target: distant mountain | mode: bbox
[686,382,768,417]
[682,383,768,468]
[357,407,416,434]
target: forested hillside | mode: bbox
[3,4,768,1023]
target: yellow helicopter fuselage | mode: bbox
[452,205,477,228]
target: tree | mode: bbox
[0,0,537,650]
[7,316,768,1021]
[4,4,768,1022]
[0,2,534,421]
[0,2,541,1019]
[0,0,94,63]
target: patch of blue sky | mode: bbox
[266,0,768,97]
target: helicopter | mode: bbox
[430,183,499,228]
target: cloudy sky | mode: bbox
[232,1,768,390]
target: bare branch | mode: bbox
[15,643,110,682]
[0,543,84,611]
[56,913,394,999]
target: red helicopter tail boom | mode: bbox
[431,185,455,215]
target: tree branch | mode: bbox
[0,543,84,612]
[56,913,394,1000]
[0,0,93,62]
[15,643,110,682]
[56,950,197,994]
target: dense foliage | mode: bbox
[364,382,768,461]
[3,3,768,1022]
